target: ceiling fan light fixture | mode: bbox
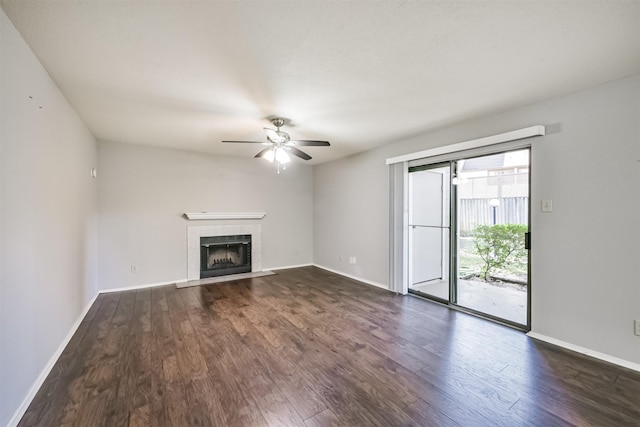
[275,147,290,164]
[222,116,330,173]
[263,148,275,163]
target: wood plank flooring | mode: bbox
[19,266,640,426]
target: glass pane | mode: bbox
[408,165,450,301]
[409,226,449,299]
[455,150,529,325]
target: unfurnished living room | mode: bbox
[1,1,639,426]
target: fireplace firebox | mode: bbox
[200,235,252,278]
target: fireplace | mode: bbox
[187,224,262,282]
[200,235,252,278]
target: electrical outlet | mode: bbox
[541,200,553,212]
[349,257,356,265]
[635,320,640,336]
[130,265,137,273]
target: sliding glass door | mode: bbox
[408,163,451,302]
[408,149,530,329]
[454,150,529,326]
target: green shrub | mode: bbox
[472,224,528,281]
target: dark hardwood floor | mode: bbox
[19,266,640,426]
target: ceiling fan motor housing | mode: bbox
[271,118,285,128]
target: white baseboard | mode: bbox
[99,278,187,294]
[312,264,391,292]
[526,332,640,372]
[264,263,313,271]
[7,292,100,427]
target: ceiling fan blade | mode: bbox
[222,140,264,143]
[288,140,330,147]
[287,146,312,161]
[254,147,273,158]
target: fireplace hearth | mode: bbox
[200,235,251,278]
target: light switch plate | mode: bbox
[541,200,553,212]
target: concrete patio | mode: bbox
[410,279,527,325]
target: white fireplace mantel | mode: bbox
[184,212,266,220]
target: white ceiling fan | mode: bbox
[222,118,330,173]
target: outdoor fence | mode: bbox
[458,197,528,235]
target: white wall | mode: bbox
[314,75,640,365]
[0,10,98,425]
[314,147,390,282]
[97,141,313,290]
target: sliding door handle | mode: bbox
[524,232,531,250]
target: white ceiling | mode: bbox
[2,1,639,164]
